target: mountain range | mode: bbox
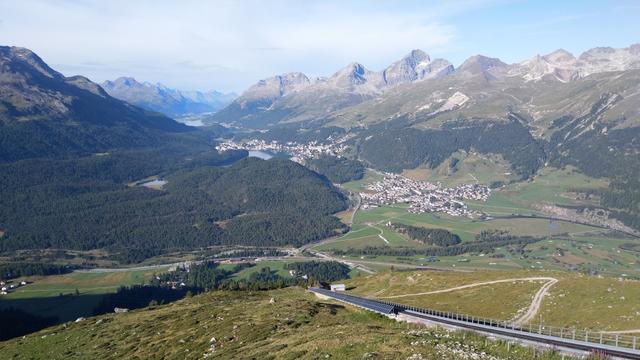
[101,77,236,118]
[0,46,191,162]
[209,44,640,127]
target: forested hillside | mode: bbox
[306,154,365,183]
[0,46,350,258]
[0,157,347,253]
[358,117,545,178]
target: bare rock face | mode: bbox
[509,44,640,82]
[576,44,640,76]
[454,55,509,81]
[382,49,453,86]
[236,72,311,109]
[0,46,71,120]
[328,62,374,87]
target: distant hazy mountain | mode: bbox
[0,46,190,162]
[101,77,236,117]
[209,44,640,128]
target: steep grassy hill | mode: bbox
[0,288,565,359]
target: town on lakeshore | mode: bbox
[218,138,490,218]
[216,137,349,163]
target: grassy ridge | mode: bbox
[0,288,567,359]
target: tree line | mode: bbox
[333,231,541,257]
[0,262,73,280]
[285,261,351,282]
[388,223,461,246]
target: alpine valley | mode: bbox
[2,40,640,360]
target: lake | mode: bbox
[248,150,274,160]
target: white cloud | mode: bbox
[0,0,463,91]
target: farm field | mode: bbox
[318,203,605,249]
[402,151,519,187]
[344,269,640,331]
[336,230,639,277]
[326,165,635,276]
[467,166,607,217]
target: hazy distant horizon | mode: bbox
[2,0,639,93]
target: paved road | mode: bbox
[311,288,640,359]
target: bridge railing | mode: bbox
[373,298,639,350]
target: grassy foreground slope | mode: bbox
[0,288,565,360]
[345,270,640,331]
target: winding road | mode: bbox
[378,276,558,326]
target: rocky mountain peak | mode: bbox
[0,46,63,80]
[575,44,640,77]
[579,46,616,61]
[235,72,311,110]
[329,62,373,87]
[543,49,576,63]
[102,76,143,89]
[383,49,435,86]
[406,49,430,63]
[275,72,312,95]
[456,55,508,81]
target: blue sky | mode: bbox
[0,0,638,92]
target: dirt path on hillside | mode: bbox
[511,278,558,326]
[369,225,390,244]
[379,276,558,325]
[379,277,557,299]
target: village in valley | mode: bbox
[216,137,349,162]
[360,173,491,218]
[218,138,491,218]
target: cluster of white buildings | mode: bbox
[0,280,28,295]
[360,173,490,218]
[216,138,349,162]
